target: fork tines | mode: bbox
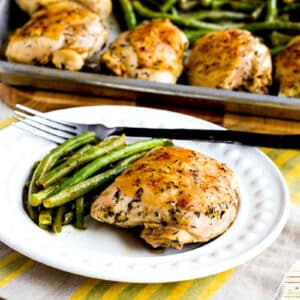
[13,104,77,144]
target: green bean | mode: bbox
[54,145,91,167]
[120,0,137,29]
[47,138,164,198]
[53,206,66,233]
[24,196,38,222]
[35,132,96,180]
[164,139,174,147]
[280,3,300,13]
[270,45,286,55]
[62,198,92,225]
[132,1,223,30]
[266,0,278,22]
[37,135,126,188]
[211,0,230,10]
[43,152,147,208]
[63,211,74,225]
[30,182,62,207]
[74,197,85,229]
[161,0,178,12]
[270,31,293,47]
[28,131,96,205]
[184,22,290,44]
[170,6,178,15]
[239,21,300,32]
[179,0,198,11]
[198,0,212,7]
[38,209,52,227]
[61,144,93,162]
[279,13,290,22]
[184,29,215,43]
[23,163,39,222]
[186,10,249,21]
[23,186,38,222]
[31,139,150,206]
[251,3,265,20]
[229,1,258,12]
[38,224,49,231]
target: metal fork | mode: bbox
[13,104,300,149]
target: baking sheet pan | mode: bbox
[1,0,300,120]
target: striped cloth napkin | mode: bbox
[274,260,300,299]
[0,119,300,300]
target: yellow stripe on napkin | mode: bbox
[263,149,300,205]
[101,282,130,300]
[196,269,234,300]
[69,278,101,300]
[0,118,14,129]
[0,252,34,288]
[272,151,299,169]
[71,270,234,300]
[166,280,195,300]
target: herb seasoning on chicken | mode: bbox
[187,29,272,94]
[91,147,239,249]
[275,36,300,97]
[5,1,108,71]
[101,19,189,83]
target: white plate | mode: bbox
[0,105,289,283]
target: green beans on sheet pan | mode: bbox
[120,0,300,53]
[119,0,137,29]
[23,133,167,233]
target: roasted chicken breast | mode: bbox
[187,29,272,94]
[275,36,300,97]
[91,146,239,249]
[6,1,108,71]
[101,19,189,83]
[15,0,112,19]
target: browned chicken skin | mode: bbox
[15,0,112,19]
[275,36,300,97]
[6,1,108,71]
[91,147,239,249]
[187,29,272,94]
[101,19,189,83]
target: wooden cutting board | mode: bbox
[2,83,300,134]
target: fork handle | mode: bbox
[113,127,300,149]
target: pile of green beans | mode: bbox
[118,0,300,53]
[23,132,166,233]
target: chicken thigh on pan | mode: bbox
[187,29,272,94]
[91,146,239,249]
[101,19,189,84]
[6,1,108,71]
[15,0,112,19]
[275,36,300,97]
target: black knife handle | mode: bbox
[117,127,300,149]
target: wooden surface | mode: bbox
[2,83,300,134]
